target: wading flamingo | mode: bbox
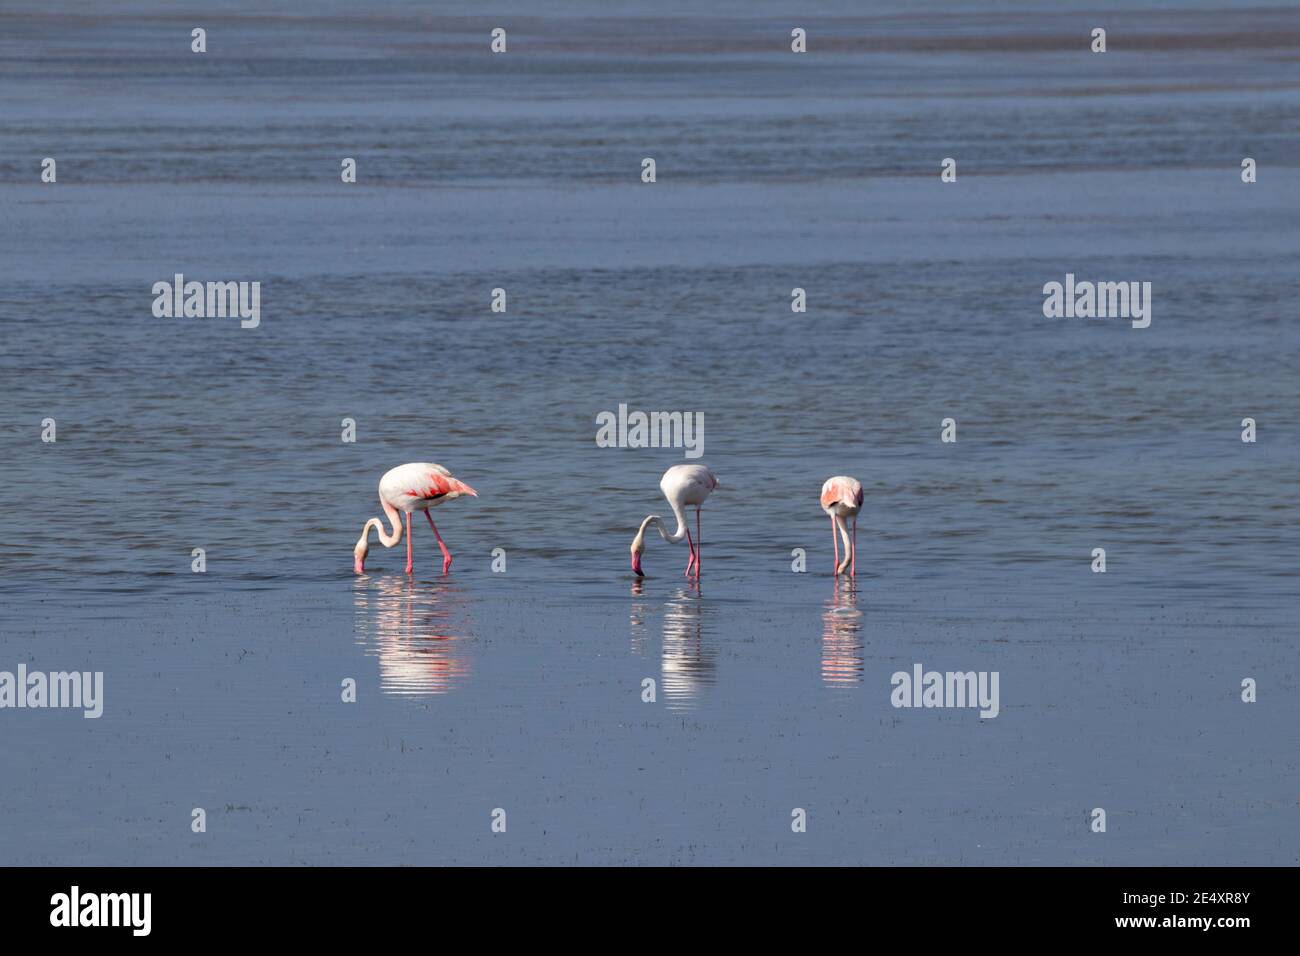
[631,464,718,579]
[354,462,478,575]
[820,476,863,577]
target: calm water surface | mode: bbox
[0,0,1297,864]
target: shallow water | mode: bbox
[1,1,1297,865]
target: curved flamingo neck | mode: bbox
[833,513,852,574]
[641,495,689,545]
[363,498,404,548]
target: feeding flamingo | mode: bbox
[630,464,718,579]
[353,462,478,575]
[820,475,863,577]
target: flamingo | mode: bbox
[820,475,863,577]
[353,462,478,575]
[630,464,718,579]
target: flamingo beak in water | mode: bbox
[353,543,368,575]
[631,545,644,576]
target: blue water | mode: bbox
[0,1,1297,865]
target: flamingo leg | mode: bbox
[684,525,696,578]
[695,506,702,580]
[851,516,857,578]
[831,515,839,575]
[424,510,453,573]
[404,512,414,574]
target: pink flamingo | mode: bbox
[820,476,864,577]
[630,464,718,579]
[353,462,478,575]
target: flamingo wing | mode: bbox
[663,463,717,505]
[381,462,477,509]
[821,476,863,511]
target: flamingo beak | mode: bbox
[354,555,366,574]
[631,552,643,576]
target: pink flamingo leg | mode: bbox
[404,512,414,574]
[684,526,696,578]
[695,506,702,580]
[424,510,453,573]
[851,516,857,578]
[831,515,839,575]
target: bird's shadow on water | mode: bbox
[351,574,475,697]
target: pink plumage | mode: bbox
[630,464,718,580]
[354,462,478,575]
[820,476,863,577]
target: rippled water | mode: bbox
[1,0,1297,865]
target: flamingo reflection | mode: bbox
[821,577,863,686]
[352,575,474,696]
[659,587,716,711]
[629,577,651,655]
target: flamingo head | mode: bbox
[630,530,646,576]
[353,535,369,575]
[445,478,478,500]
